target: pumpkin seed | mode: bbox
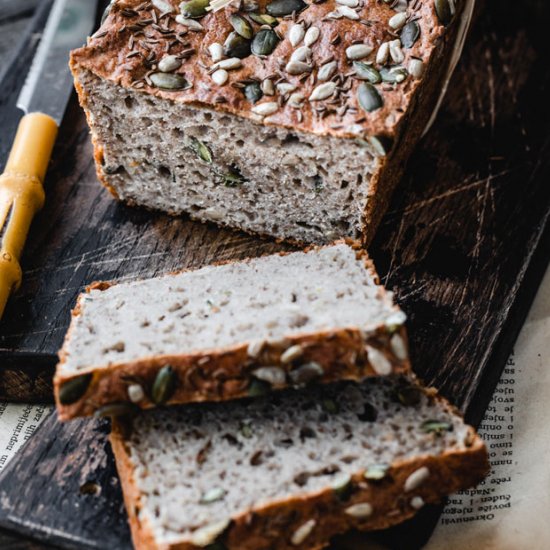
[59,373,93,405]
[239,422,253,438]
[345,502,373,519]
[223,166,246,186]
[179,0,210,18]
[289,362,324,385]
[248,378,271,397]
[229,14,253,39]
[380,66,408,83]
[224,32,251,59]
[435,0,453,26]
[358,82,383,113]
[368,134,393,156]
[94,402,140,418]
[242,0,259,11]
[396,385,422,406]
[189,138,213,163]
[266,0,306,17]
[251,28,279,57]
[200,487,226,504]
[421,420,453,435]
[252,366,286,386]
[353,62,381,84]
[152,365,177,404]
[401,21,420,48]
[244,81,263,103]
[249,13,278,26]
[321,398,339,414]
[150,72,189,90]
[364,463,389,481]
[331,472,352,500]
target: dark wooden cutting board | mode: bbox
[0,0,549,548]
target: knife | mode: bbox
[0,0,98,319]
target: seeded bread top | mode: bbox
[116,375,483,546]
[71,0,456,146]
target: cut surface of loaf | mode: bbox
[70,0,465,244]
[55,242,409,419]
[111,375,488,550]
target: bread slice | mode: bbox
[111,375,488,550]
[70,0,468,245]
[54,241,409,420]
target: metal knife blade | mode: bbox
[17,0,98,125]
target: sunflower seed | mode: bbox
[213,57,243,70]
[59,373,93,405]
[411,496,425,509]
[290,45,311,62]
[291,519,316,546]
[211,68,228,85]
[389,39,404,63]
[289,362,324,384]
[288,23,305,46]
[318,60,337,81]
[364,463,389,481]
[247,339,265,357]
[277,82,297,95]
[345,502,373,519]
[389,12,407,30]
[252,366,286,386]
[200,487,226,504]
[248,378,272,396]
[224,32,251,58]
[304,26,320,47]
[309,81,336,101]
[189,138,213,163]
[331,472,352,500]
[288,92,304,107]
[152,0,174,12]
[249,13,278,26]
[380,66,408,83]
[376,42,390,64]
[94,402,140,418]
[401,21,420,48]
[358,82,383,112]
[175,16,204,31]
[223,166,246,187]
[337,5,359,20]
[404,467,430,492]
[435,0,453,26]
[261,78,275,95]
[409,58,424,78]
[158,54,182,72]
[336,0,358,6]
[365,345,391,374]
[209,42,224,62]
[150,72,189,89]
[353,61,381,83]
[346,44,373,60]
[266,0,306,17]
[280,344,303,363]
[421,420,453,434]
[251,101,279,116]
[229,14,253,39]
[385,310,407,331]
[190,519,230,546]
[251,28,279,56]
[390,334,408,360]
[285,60,312,75]
[127,383,145,403]
[152,365,178,404]
[244,81,263,103]
[179,0,209,18]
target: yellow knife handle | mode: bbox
[0,113,58,319]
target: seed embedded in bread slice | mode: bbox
[55,241,410,419]
[110,375,488,550]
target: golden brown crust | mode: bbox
[110,414,488,550]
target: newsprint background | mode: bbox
[1,267,549,548]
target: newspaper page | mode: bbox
[426,265,550,550]
[0,403,51,473]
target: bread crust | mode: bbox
[110,394,489,550]
[55,241,410,420]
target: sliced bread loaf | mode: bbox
[111,375,488,550]
[55,241,409,420]
[70,0,468,245]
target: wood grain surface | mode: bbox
[0,0,549,549]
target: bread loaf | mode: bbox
[111,375,488,550]
[55,241,409,419]
[70,0,466,245]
